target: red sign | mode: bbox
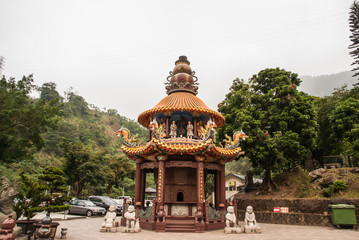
[273,207,281,213]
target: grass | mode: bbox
[241,168,359,199]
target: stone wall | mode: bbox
[235,198,359,226]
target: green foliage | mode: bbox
[204,174,215,199]
[100,153,135,196]
[14,172,45,220]
[40,82,62,102]
[349,0,359,86]
[323,180,347,198]
[0,75,62,163]
[60,139,105,197]
[329,97,359,160]
[119,177,135,197]
[313,86,359,162]
[37,166,71,213]
[323,184,335,197]
[299,187,307,198]
[218,68,318,191]
[333,180,347,191]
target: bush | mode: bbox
[323,185,335,197]
[333,180,347,191]
[323,180,347,197]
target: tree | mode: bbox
[60,139,105,197]
[14,172,45,220]
[100,153,135,196]
[0,75,62,163]
[40,82,62,102]
[37,166,71,214]
[329,97,359,165]
[349,0,359,86]
[218,68,318,191]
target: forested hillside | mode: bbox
[1,76,147,197]
[299,71,357,97]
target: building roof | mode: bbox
[225,172,263,184]
[121,137,244,162]
[225,172,245,180]
[137,56,225,128]
[137,92,225,128]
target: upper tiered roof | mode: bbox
[117,56,246,162]
[137,56,225,128]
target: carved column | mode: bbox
[219,160,226,208]
[196,156,205,208]
[157,157,166,207]
[140,169,146,207]
[194,117,197,137]
[135,158,144,204]
[215,170,220,209]
[166,117,170,137]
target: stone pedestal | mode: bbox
[195,222,205,233]
[122,226,141,233]
[244,226,261,234]
[224,227,241,234]
[100,227,117,233]
[155,222,165,232]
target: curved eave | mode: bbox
[121,139,244,160]
[137,92,225,128]
[209,146,245,159]
[153,138,212,154]
[121,141,156,158]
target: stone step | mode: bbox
[165,228,196,232]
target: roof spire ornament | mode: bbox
[165,56,199,95]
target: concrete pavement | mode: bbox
[47,216,359,240]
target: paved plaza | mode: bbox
[45,215,359,240]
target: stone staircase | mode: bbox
[165,216,196,232]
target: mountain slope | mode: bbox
[299,71,357,97]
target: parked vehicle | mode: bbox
[87,196,122,215]
[116,196,132,202]
[112,198,123,206]
[67,199,106,217]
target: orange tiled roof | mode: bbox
[121,138,243,160]
[138,92,225,128]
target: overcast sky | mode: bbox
[0,0,354,120]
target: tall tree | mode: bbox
[100,153,135,196]
[37,166,70,213]
[0,75,61,163]
[218,68,318,191]
[60,139,105,197]
[329,97,359,165]
[40,82,62,102]
[349,0,359,86]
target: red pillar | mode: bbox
[215,170,220,209]
[135,158,144,204]
[197,161,204,208]
[220,162,226,208]
[157,160,165,207]
[140,169,146,207]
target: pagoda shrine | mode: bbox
[117,56,246,232]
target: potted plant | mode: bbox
[14,172,45,236]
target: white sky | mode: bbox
[0,0,353,120]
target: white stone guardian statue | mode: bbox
[123,205,141,233]
[100,205,117,232]
[244,206,261,233]
[224,206,241,234]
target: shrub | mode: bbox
[333,180,347,191]
[323,185,335,197]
